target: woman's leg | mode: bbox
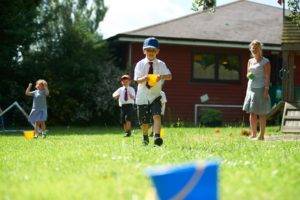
[258,114,266,140]
[249,112,257,138]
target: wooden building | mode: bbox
[108,1,300,125]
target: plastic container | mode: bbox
[145,160,220,200]
[23,131,35,139]
[160,128,165,138]
[148,74,158,86]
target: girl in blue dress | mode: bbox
[26,80,49,139]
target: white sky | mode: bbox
[99,0,286,39]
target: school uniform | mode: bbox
[134,58,171,125]
[28,90,47,123]
[114,86,135,124]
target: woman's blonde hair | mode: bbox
[249,39,263,55]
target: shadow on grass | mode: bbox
[0,126,132,136]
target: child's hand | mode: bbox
[144,75,149,82]
[28,83,32,87]
[157,75,162,82]
[129,93,135,99]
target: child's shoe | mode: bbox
[34,133,39,139]
[124,130,131,137]
[154,134,163,146]
[154,137,163,146]
[42,133,46,139]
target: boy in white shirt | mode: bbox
[134,37,172,146]
[113,75,136,137]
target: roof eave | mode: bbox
[109,34,282,51]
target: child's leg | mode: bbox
[140,123,149,144]
[34,122,40,138]
[41,121,46,132]
[137,105,151,144]
[126,121,132,131]
[152,114,161,136]
[150,97,163,146]
[124,121,132,137]
[41,121,47,138]
[141,123,149,136]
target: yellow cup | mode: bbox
[148,74,158,87]
[160,128,165,138]
[23,131,35,139]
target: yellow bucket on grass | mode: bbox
[23,131,35,139]
[148,74,158,87]
[160,128,165,138]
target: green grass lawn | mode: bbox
[0,126,299,200]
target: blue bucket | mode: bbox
[145,160,220,200]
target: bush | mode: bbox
[199,108,222,127]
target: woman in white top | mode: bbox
[242,40,271,140]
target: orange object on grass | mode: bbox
[23,131,35,139]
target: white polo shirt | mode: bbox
[134,58,171,105]
[112,86,135,107]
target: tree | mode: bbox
[0,0,41,108]
[1,0,123,125]
[23,0,122,125]
[288,0,300,25]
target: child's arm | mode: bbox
[112,88,120,100]
[136,75,148,84]
[157,74,172,81]
[25,83,33,96]
[43,81,50,96]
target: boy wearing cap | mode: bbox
[113,75,136,137]
[134,37,172,146]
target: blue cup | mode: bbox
[145,160,220,200]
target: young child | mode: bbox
[112,75,136,137]
[134,37,172,146]
[25,80,49,139]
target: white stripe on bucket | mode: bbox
[171,161,205,200]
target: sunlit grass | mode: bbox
[0,126,299,200]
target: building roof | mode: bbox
[282,18,300,50]
[109,0,286,50]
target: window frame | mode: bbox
[191,51,242,83]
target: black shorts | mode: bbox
[137,96,161,125]
[120,104,134,124]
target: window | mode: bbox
[192,53,240,82]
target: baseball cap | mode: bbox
[143,37,159,49]
[121,75,131,80]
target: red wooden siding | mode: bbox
[129,43,277,124]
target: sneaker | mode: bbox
[154,137,163,146]
[42,134,46,139]
[34,133,39,139]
